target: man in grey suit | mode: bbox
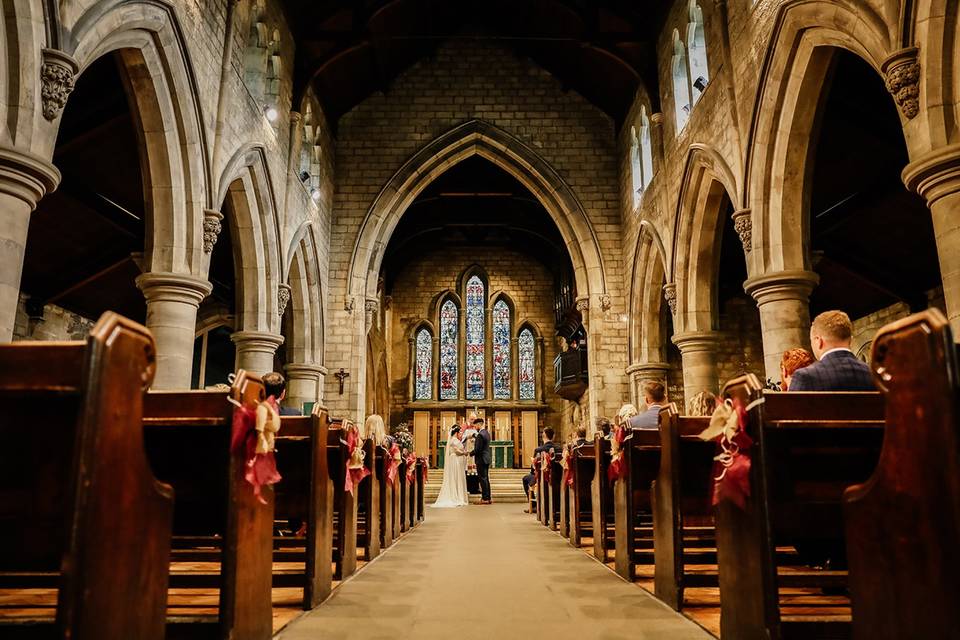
[629,381,667,430]
[472,418,492,504]
[789,310,875,392]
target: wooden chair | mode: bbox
[0,312,169,640]
[844,309,960,640]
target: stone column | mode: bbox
[136,272,212,389]
[0,147,61,341]
[671,332,720,412]
[903,144,960,335]
[744,270,819,380]
[231,330,284,376]
[284,362,327,412]
[626,362,670,408]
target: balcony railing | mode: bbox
[554,348,588,400]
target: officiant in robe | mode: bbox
[462,416,481,494]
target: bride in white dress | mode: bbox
[430,425,469,508]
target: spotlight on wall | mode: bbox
[693,76,707,92]
[310,187,321,203]
[299,171,310,183]
[264,105,279,122]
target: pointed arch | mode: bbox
[217,145,283,333]
[629,221,670,365]
[671,145,740,333]
[671,29,691,131]
[284,225,324,366]
[346,120,607,304]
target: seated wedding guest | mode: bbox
[263,372,300,416]
[629,381,667,430]
[596,417,613,439]
[573,426,588,447]
[364,414,393,447]
[617,403,639,427]
[521,427,557,505]
[789,310,875,392]
[688,390,717,417]
[780,347,816,391]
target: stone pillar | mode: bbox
[231,330,284,376]
[671,332,720,412]
[284,362,327,412]
[626,362,670,408]
[903,145,960,335]
[0,147,61,341]
[744,270,819,380]
[136,272,212,389]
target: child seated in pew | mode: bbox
[688,390,717,417]
[780,348,815,391]
[788,311,875,392]
[573,426,588,447]
[596,416,613,439]
[264,371,301,415]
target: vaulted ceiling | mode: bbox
[280,0,669,128]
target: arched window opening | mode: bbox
[299,104,322,201]
[243,1,269,100]
[492,299,511,399]
[465,275,485,399]
[639,107,654,187]
[687,0,709,104]
[265,30,282,111]
[518,328,536,400]
[415,327,433,400]
[671,29,691,132]
[629,126,642,209]
[439,300,458,400]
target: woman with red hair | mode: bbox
[780,348,816,391]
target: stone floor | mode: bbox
[276,504,714,639]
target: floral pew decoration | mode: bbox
[697,397,756,510]
[229,381,282,504]
[344,420,370,495]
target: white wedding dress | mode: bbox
[430,435,468,508]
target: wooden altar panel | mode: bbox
[521,410,538,468]
[494,411,511,442]
[413,411,430,460]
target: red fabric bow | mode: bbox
[711,398,753,510]
[607,425,628,483]
[386,442,401,486]
[230,397,282,504]
[561,447,575,487]
[541,451,553,486]
[405,453,417,485]
[344,424,370,495]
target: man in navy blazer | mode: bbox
[788,310,875,392]
[629,381,667,430]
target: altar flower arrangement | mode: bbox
[392,421,415,455]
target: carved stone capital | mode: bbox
[202,209,223,254]
[743,270,819,306]
[41,48,79,121]
[731,208,752,254]
[902,142,960,205]
[599,294,612,312]
[284,362,326,382]
[575,296,590,312]
[230,330,285,356]
[364,298,378,331]
[662,283,677,315]
[136,272,212,307]
[671,331,721,354]
[277,283,292,316]
[344,296,356,313]
[650,112,665,126]
[882,47,920,120]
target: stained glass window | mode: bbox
[492,299,511,399]
[415,328,432,400]
[465,275,485,400]
[519,328,536,400]
[439,300,458,399]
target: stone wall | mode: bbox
[327,37,628,424]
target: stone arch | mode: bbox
[629,221,669,365]
[346,120,607,305]
[217,145,282,333]
[44,1,212,275]
[284,225,324,366]
[744,0,899,276]
[911,0,960,148]
[670,145,740,334]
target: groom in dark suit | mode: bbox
[472,418,492,504]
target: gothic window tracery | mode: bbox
[687,0,709,105]
[439,299,458,400]
[492,299,511,399]
[519,328,536,400]
[465,275,485,399]
[672,29,691,131]
[415,327,433,400]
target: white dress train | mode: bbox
[430,435,469,508]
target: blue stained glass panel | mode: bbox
[492,300,511,399]
[465,276,485,399]
[519,328,536,400]
[439,300,458,399]
[415,328,432,400]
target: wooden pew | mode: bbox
[652,405,714,610]
[613,428,661,581]
[538,451,551,526]
[567,442,595,548]
[144,371,278,639]
[546,451,563,530]
[398,457,410,533]
[416,456,427,521]
[375,444,394,550]
[559,447,571,538]
[356,438,380,561]
[0,312,170,640]
[591,435,615,562]
[274,407,334,608]
[328,419,358,580]
[844,309,960,640]
[717,375,884,640]
[406,457,418,529]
